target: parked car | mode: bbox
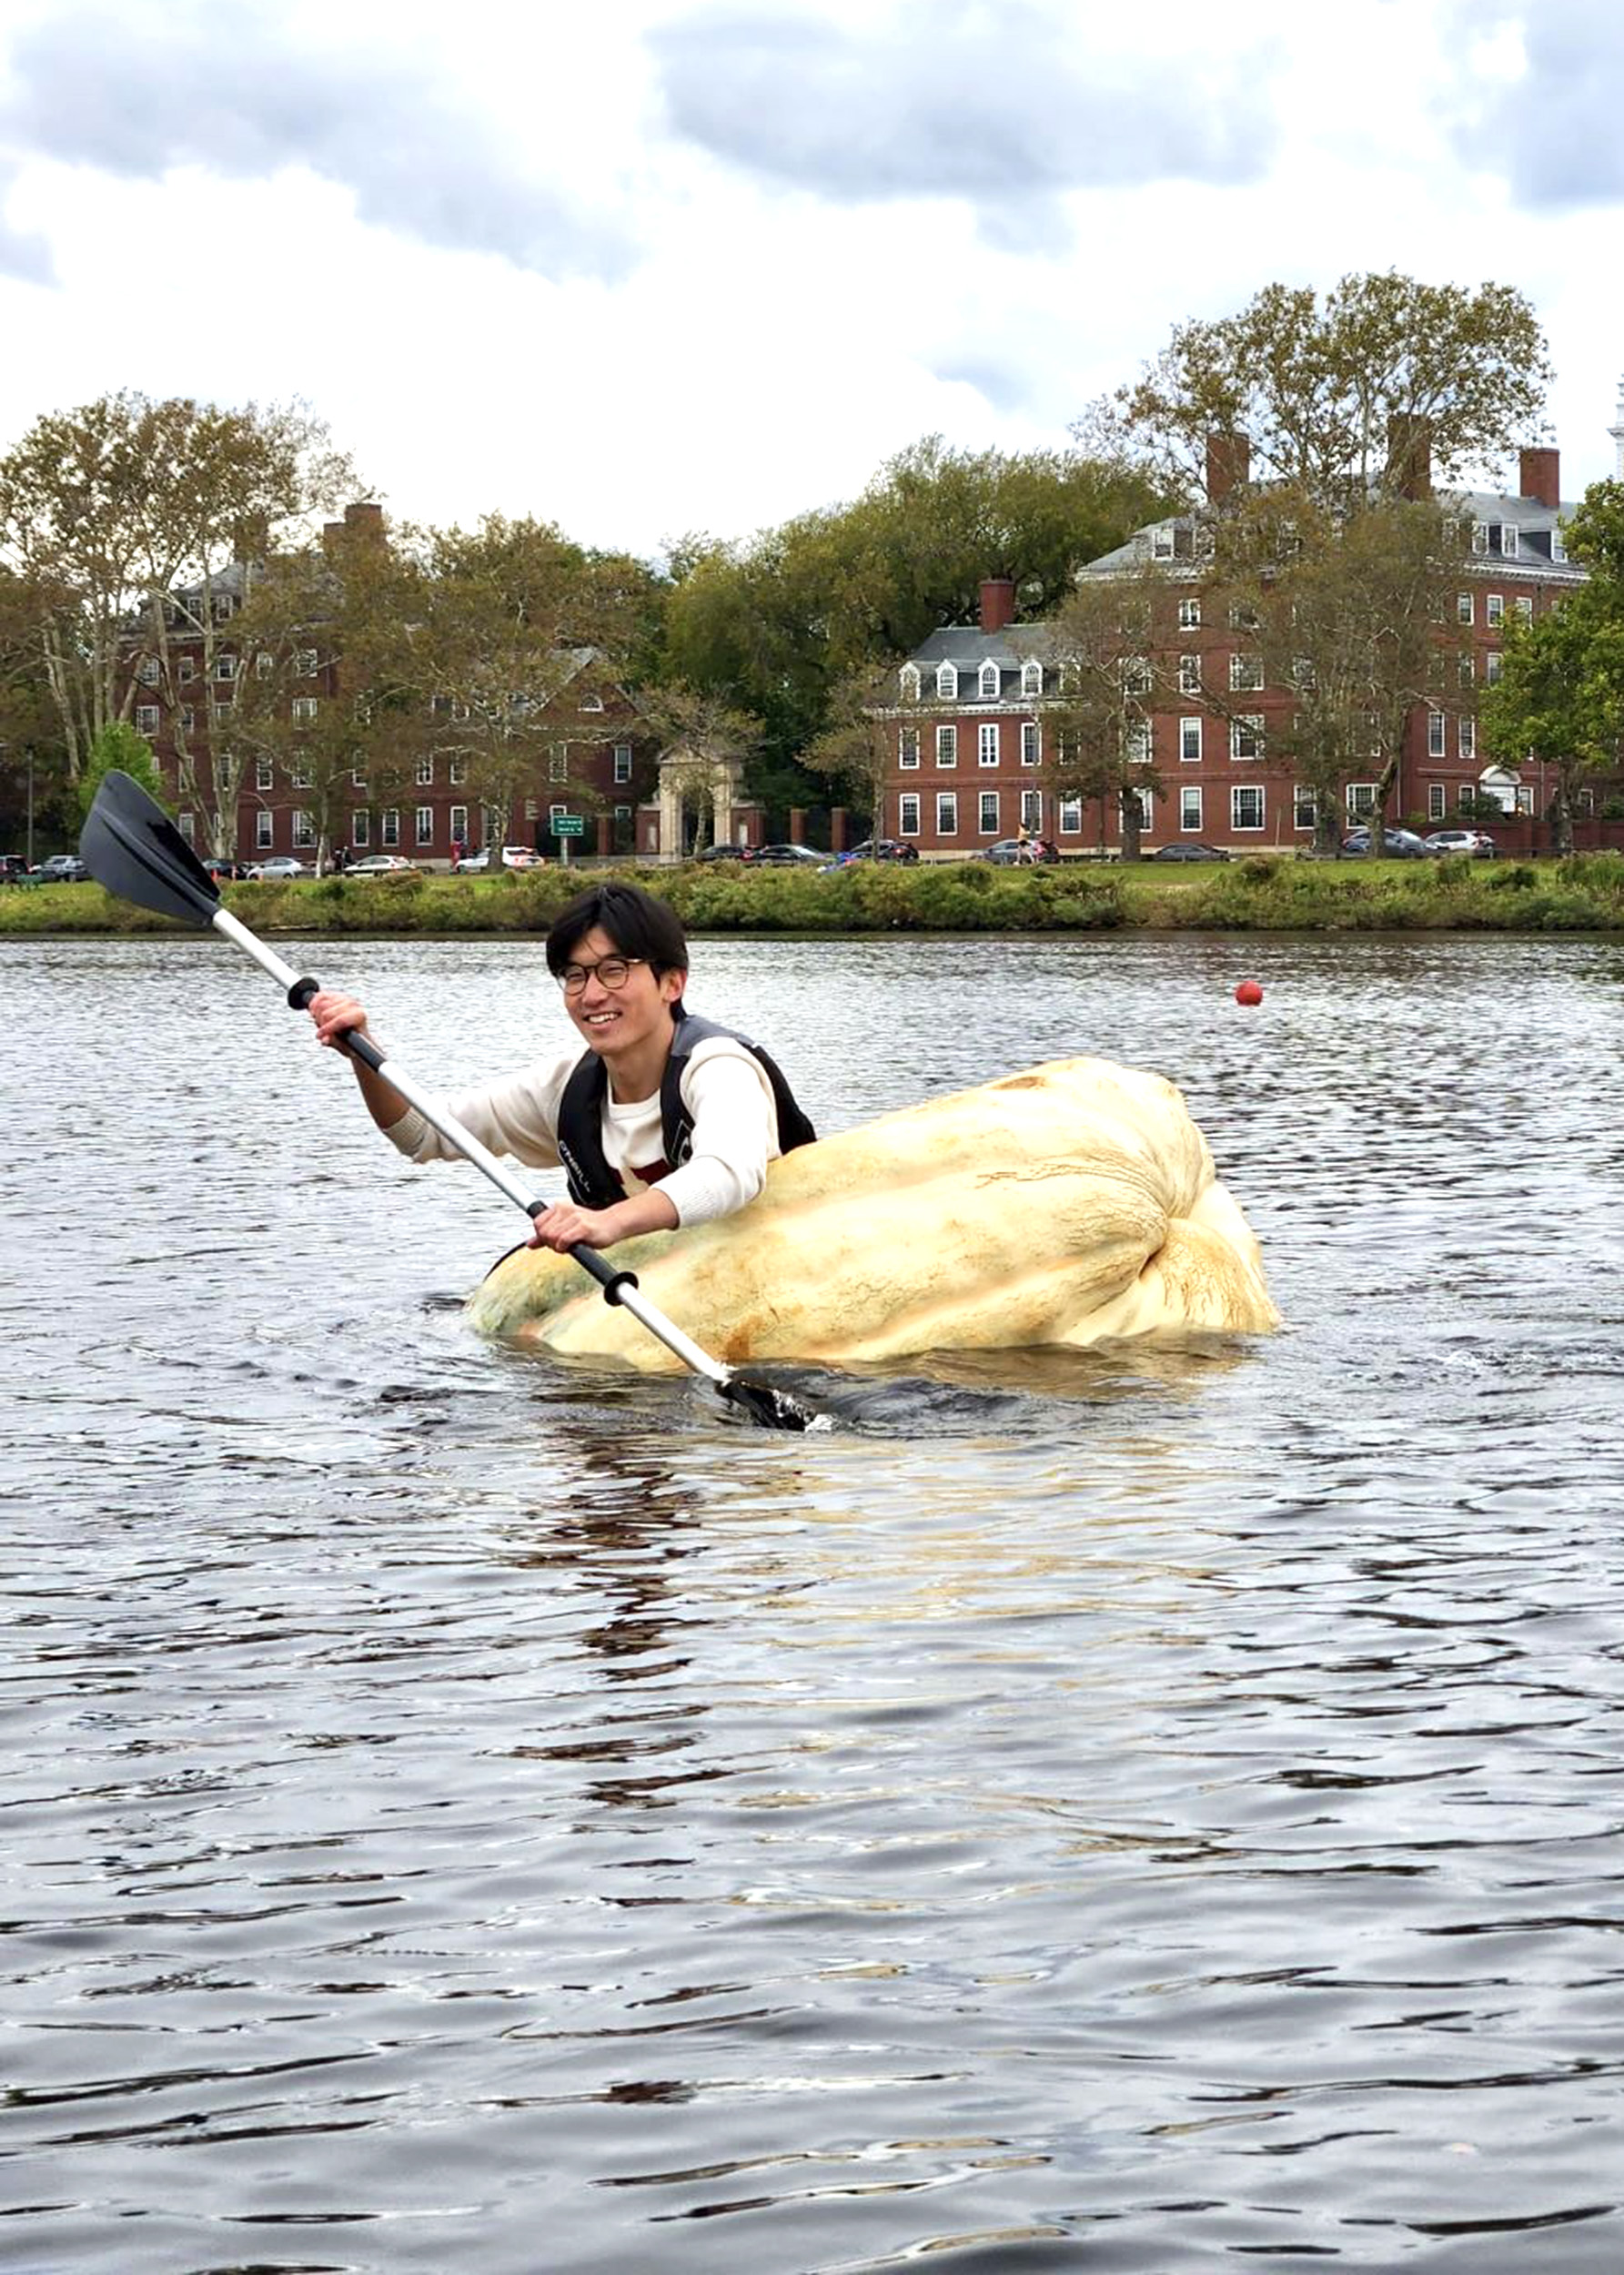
[691,841,751,862]
[982,837,1061,865]
[1423,828,1498,857]
[245,855,308,879]
[842,838,920,864]
[751,842,825,865]
[1148,841,1233,863]
[501,844,545,869]
[347,853,419,876]
[34,853,90,882]
[0,853,32,883]
[452,847,490,872]
[205,857,253,881]
[1340,827,1432,858]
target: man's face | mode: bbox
[560,924,683,1068]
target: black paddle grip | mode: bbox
[563,1236,640,1307]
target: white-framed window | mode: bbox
[447,755,466,784]
[1487,593,1504,627]
[135,703,159,735]
[549,747,568,784]
[900,663,921,701]
[256,758,273,791]
[523,799,539,821]
[1229,652,1264,692]
[1293,784,1316,831]
[211,593,235,622]
[1021,787,1041,830]
[935,662,957,698]
[1021,660,1042,696]
[292,696,318,724]
[350,766,367,788]
[136,656,159,686]
[899,791,921,836]
[351,810,370,848]
[1514,595,1533,623]
[978,789,999,834]
[579,692,604,712]
[293,810,315,848]
[1230,714,1264,761]
[256,651,275,679]
[1125,721,1151,765]
[1227,602,1259,632]
[1179,716,1202,763]
[1427,710,1447,758]
[449,804,469,844]
[1459,716,1476,759]
[1231,784,1265,832]
[978,722,999,767]
[1552,527,1568,563]
[177,656,195,682]
[1428,782,1447,820]
[1130,786,1155,832]
[899,726,920,770]
[1152,525,1175,559]
[1515,784,1534,814]
[215,654,237,681]
[1347,782,1377,818]
[381,808,400,846]
[255,808,273,850]
[1503,523,1519,557]
[1178,654,1201,693]
[1020,720,1039,767]
[1178,595,1201,630]
[177,811,195,843]
[415,805,434,846]
[416,754,434,785]
[935,791,958,834]
[1472,521,1489,555]
[1124,657,1152,695]
[289,758,312,789]
[1058,796,1083,834]
[297,648,318,677]
[978,661,999,698]
[1180,785,1203,832]
[1459,652,1476,687]
[935,723,957,767]
[1458,593,1473,624]
[179,704,195,733]
[614,804,631,827]
[613,743,632,784]
[1486,652,1502,684]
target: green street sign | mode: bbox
[550,814,586,836]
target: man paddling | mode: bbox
[306,881,813,1253]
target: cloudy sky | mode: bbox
[2,0,1621,558]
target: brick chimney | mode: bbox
[1205,430,1250,504]
[344,500,386,538]
[979,577,1015,633]
[1518,445,1560,511]
[1386,414,1432,500]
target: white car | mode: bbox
[347,854,418,875]
[501,844,544,869]
[1422,828,1498,857]
[246,855,307,878]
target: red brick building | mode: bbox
[876,436,1610,859]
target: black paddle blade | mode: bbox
[80,769,220,926]
[720,1376,824,1432]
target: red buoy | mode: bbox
[1235,979,1264,1006]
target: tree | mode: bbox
[1091,273,1552,511]
[0,391,356,787]
[634,682,764,851]
[1211,486,1473,853]
[77,721,167,822]
[800,662,900,829]
[1479,482,1624,854]
[1044,578,1164,860]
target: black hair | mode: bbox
[544,881,690,980]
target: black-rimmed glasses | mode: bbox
[558,955,646,996]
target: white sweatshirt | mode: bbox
[381,1034,778,1225]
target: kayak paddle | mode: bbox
[80,770,822,1433]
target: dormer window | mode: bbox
[935,662,957,699]
[1021,659,1042,697]
[1502,523,1518,558]
[1152,526,1175,561]
[1472,521,1489,555]
[900,663,921,702]
[978,661,1000,699]
[1552,526,1568,563]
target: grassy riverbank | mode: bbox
[7,850,1624,937]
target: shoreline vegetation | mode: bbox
[6,851,1624,938]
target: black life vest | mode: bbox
[554,1010,816,1210]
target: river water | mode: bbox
[5,928,1624,2274]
